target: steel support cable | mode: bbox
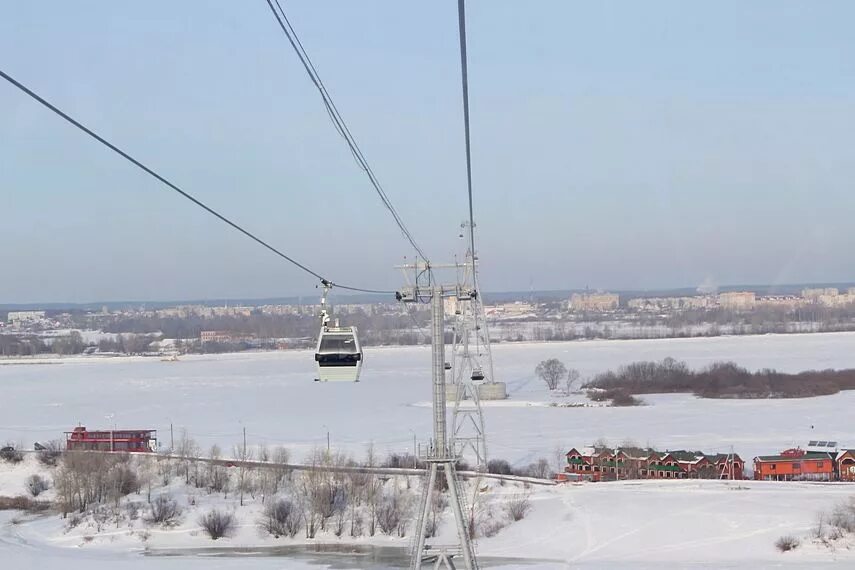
[267,0,416,254]
[0,68,392,295]
[457,0,477,270]
[263,0,430,264]
[457,0,483,356]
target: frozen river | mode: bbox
[1,332,854,466]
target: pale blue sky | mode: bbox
[2,1,855,303]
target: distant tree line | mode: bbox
[585,357,855,399]
[0,331,161,357]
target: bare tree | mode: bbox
[346,466,369,537]
[206,445,230,496]
[232,440,255,507]
[36,440,62,466]
[364,443,381,537]
[376,488,409,536]
[527,458,552,479]
[426,491,448,538]
[565,368,582,395]
[175,430,198,485]
[136,457,156,503]
[536,359,567,391]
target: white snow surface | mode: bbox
[2,332,855,568]
[2,332,855,466]
[1,456,855,569]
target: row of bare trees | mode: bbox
[32,435,538,542]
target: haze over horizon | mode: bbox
[3,1,855,304]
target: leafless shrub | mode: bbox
[775,535,799,552]
[828,499,855,533]
[260,498,302,538]
[376,488,410,536]
[812,512,828,540]
[0,495,50,512]
[66,514,82,529]
[37,441,63,467]
[479,515,507,538]
[0,444,23,464]
[125,501,140,521]
[146,495,182,527]
[198,509,236,540]
[107,463,139,503]
[26,474,50,497]
[504,493,532,522]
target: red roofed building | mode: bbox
[564,446,744,482]
[835,450,855,482]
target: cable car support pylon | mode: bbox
[398,263,479,570]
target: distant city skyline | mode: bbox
[3,2,855,303]
[4,279,855,310]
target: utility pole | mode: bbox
[243,426,247,456]
[327,430,331,453]
[170,423,174,454]
[399,268,479,570]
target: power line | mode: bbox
[262,0,430,264]
[457,0,476,270]
[0,68,392,296]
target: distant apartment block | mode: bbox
[485,302,536,320]
[717,291,756,311]
[627,296,714,312]
[756,295,801,309]
[200,330,232,343]
[569,292,619,312]
[802,287,840,301]
[6,310,47,324]
[800,288,855,307]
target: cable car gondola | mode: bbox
[314,282,363,382]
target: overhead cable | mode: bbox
[457,0,477,267]
[262,0,430,264]
[0,68,392,295]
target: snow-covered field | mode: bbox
[2,332,855,569]
[1,454,854,570]
[1,332,854,465]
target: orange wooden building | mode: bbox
[753,448,835,481]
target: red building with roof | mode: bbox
[565,446,744,482]
[837,450,855,482]
[65,426,157,453]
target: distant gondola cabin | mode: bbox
[65,426,157,453]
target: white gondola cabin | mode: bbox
[315,325,363,382]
